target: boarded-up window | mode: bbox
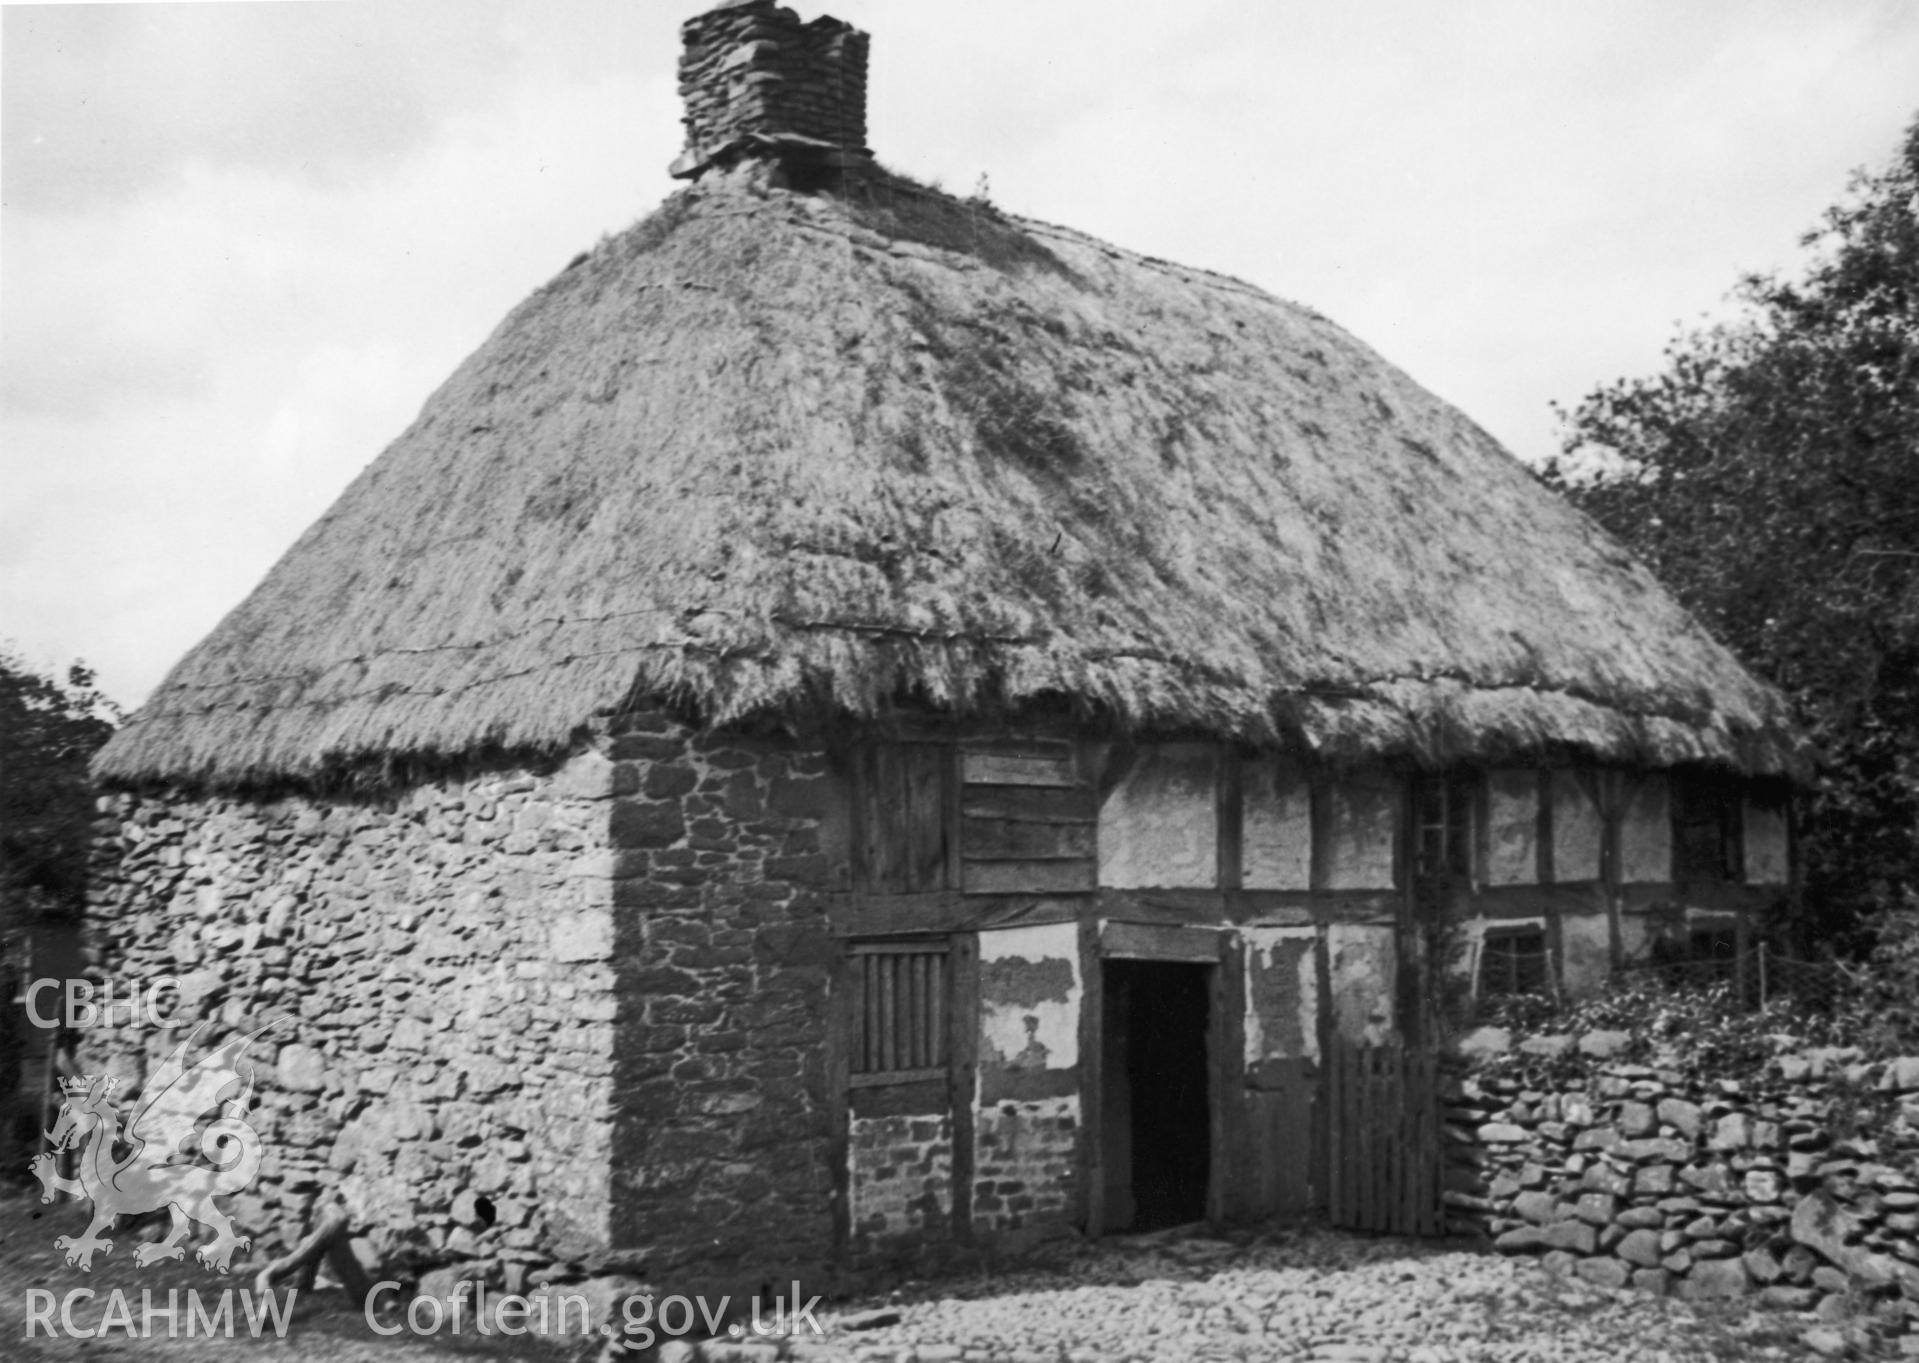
[855,744,951,893]
[960,742,1096,895]
[1672,774,1743,883]
[1478,927,1549,998]
[850,941,950,1083]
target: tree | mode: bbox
[1544,115,1919,948]
[0,650,120,937]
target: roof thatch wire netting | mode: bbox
[96,171,1801,787]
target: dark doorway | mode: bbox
[1100,959,1211,1232]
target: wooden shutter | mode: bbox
[856,744,952,893]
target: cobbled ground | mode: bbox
[792,1227,1890,1363]
[4,1191,1897,1361]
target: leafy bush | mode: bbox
[1821,893,1919,1057]
[1544,115,1919,951]
[1,650,119,934]
[1469,970,1859,1088]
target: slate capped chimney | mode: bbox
[669,0,872,181]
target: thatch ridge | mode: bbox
[98,169,1803,787]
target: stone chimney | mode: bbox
[669,0,872,181]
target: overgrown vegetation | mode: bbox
[1465,906,1919,1094]
[1542,114,1919,953]
[1,651,117,1165]
[0,649,119,938]
[840,164,1074,278]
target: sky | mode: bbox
[3,0,1917,712]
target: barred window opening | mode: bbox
[849,941,950,1084]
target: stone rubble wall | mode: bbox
[972,1097,1080,1240]
[601,708,844,1282]
[80,706,849,1288]
[848,1113,954,1253]
[81,751,622,1270]
[677,0,870,171]
[1446,1031,1919,1335]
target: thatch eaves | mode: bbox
[96,171,1803,788]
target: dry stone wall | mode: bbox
[1447,1031,1919,1338]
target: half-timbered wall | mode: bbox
[831,728,1793,1259]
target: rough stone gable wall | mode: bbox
[79,710,849,1286]
[601,707,846,1281]
[81,755,622,1270]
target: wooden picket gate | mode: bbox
[1326,1037,1444,1236]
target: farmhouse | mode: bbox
[87,1,1800,1284]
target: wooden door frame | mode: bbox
[1083,922,1229,1235]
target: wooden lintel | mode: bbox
[1100,918,1225,962]
[1095,887,1223,925]
[832,891,1084,937]
[962,859,1096,895]
[1468,883,1610,920]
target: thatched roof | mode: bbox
[97,167,1802,787]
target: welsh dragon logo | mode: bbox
[31,1022,281,1273]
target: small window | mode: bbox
[1479,927,1550,998]
[1672,774,1743,882]
[1413,772,1477,881]
[1689,926,1736,961]
[849,941,950,1085]
[854,744,952,893]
